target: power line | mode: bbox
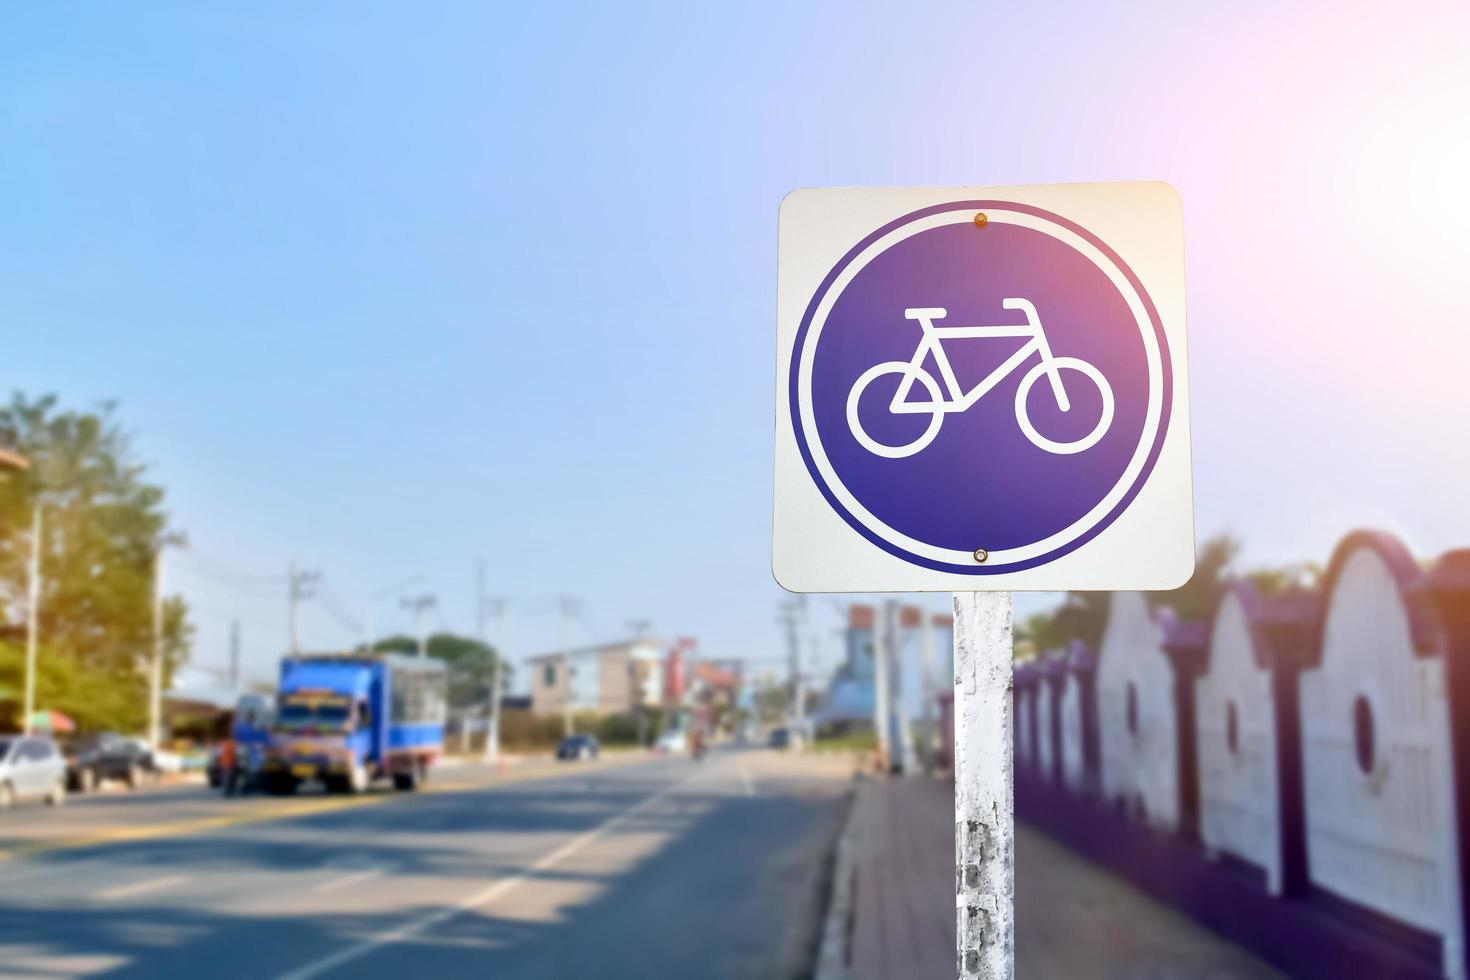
[314,578,365,635]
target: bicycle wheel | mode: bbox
[1014,357,1115,455]
[846,361,945,459]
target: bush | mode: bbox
[498,709,564,751]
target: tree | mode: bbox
[1049,591,1112,651]
[0,394,191,732]
[1246,562,1323,597]
[1014,612,1069,661]
[1151,533,1240,621]
[372,632,508,709]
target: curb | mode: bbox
[815,778,864,980]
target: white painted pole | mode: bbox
[288,560,300,656]
[149,548,164,751]
[889,601,917,774]
[953,591,1014,980]
[873,604,893,768]
[918,609,938,773]
[22,504,41,736]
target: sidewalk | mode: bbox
[832,775,1286,979]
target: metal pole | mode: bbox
[288,560,299,656]
[149,548,164,751]
[872,604,892,769]
[953,591,1014,980]
[558,596,579,737]
[229,618,242,696]
[794,597,807,738]
[890,601,917,775]
[22,504,41,736]
[918,610,938,775]
[486,601,506,764]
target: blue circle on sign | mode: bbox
[789,201,1173,574]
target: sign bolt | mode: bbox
[973,212,988,229]
[972,548,989,564]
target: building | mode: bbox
[528,638,664,717]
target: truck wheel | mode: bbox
[126,764,141,790]
[46,779,66,807]
[392,772,416,792]
[264,775,298,796]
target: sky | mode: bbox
[3,1,1469,692]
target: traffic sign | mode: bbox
[773,183,1194,592]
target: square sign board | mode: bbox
[773,182,1194,593]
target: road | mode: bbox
[0,748,853,979]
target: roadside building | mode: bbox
[528,638,665,718]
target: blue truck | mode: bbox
[260,652,447,794]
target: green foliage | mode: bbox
[1246,562,1323,597]
[372,632,509,709]
[1015,533,1249,661]
[1153,533,1240,620]
[1042,591,1112,652]
[0,394,191,733]
[591,708,664,747]
[497,708,565,750]
[812,728,877,754]
[1015,612,1070,660]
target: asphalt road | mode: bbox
[0,748,853,979]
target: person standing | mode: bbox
[219,737,239,797]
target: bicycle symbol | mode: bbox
[845,298,1115,459]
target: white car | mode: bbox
[0,735,68,809]
[655,729,688,754]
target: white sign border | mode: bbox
[773,182,1196,593]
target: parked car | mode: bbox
[768,727,791,750]
[0,735,68,809]
[62,733,156,792]
[655,729,688,754]
[556,734,601,761]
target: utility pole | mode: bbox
[229,618,242,695]
[149,547,164,750]
[872,602,892,770]
[22,504,41,736]
[477,560,507,763]
[889,600,917,775]
[917,608,939,775]
[288,562,320,656]
[401,594,437,658]
[777,598,807,741]
[557,595,582,736]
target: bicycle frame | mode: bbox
[887,298,1072,414]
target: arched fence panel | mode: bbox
[1299,532,1464,978]
[1098,592,1181,829]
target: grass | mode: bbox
[811,730,877,754]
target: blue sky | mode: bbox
[4,2,1468,689]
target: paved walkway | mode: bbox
[843,776,1286,979]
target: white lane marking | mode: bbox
[737,758,756,797]
[312,868,384,895]
[0,861,97,888]
[95,874,190,901]
[275,771,695,980]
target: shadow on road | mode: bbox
[0,756,852,980]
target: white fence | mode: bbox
[1097,591,1180,830]
[1195,580,1285,894]
[1012,529,1470,979]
